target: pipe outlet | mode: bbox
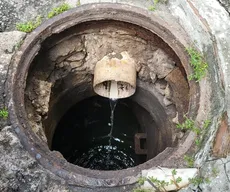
[93,51,137,99]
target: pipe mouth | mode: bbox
[7,3,200,189]
[93,52,136,99]
[94,80,136,99]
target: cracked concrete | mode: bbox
[0,0,230,192]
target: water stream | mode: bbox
[105,99,118,166]
[108,99,118,146]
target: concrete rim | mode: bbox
[6,3,199,187]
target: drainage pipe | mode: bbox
[93,51,137,99]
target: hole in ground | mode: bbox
[10,5,199,186]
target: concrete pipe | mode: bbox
[93,52,137,99]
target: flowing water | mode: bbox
[52,96,142,170]
[106,99,118,166]
[108,99,117,146]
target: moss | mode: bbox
[76,0,81,6]
[189,176,210,186]
[48,3,71,18]
[0,108,8,119]
[16,16,42,33]
[148,0,168,11]
[148,5,157,11]
[148,0,159,11]
[15,39,25,50]
[138,177,146,185]
[177,116,211,147]
[184,155,195,168]
[186,47,208,82]
[133,189,151,192]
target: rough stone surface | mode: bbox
[147,49,176,79]
[180,157,230,192]
[0,31,70,192]
[0,31,26,128]
[0,0,153,32]
[168,0,229,169]
[167,0,230,191]
[219,0,230,13]
[200,157,230,192]
[0,126,69,192]
[0,31,26,103]
[0,0,77,32]
[165,67,189,122]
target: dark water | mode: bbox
[52,96,142,170]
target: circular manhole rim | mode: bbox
[7,3,199,187]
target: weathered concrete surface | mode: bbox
[0,0,230,192]
[219,0,230,13]
[0,0,153,32]
[0,126,70,192]
[167,0,230,191]
[0,31,26,128]
[200,157,230,192]
[168,0,230,164]
[0,31,70,192]
[0,0,76,32]
[0,31,25,108]
[179,156,230,192]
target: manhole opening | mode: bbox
[24,19,188,171]
[9,4,200,186]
